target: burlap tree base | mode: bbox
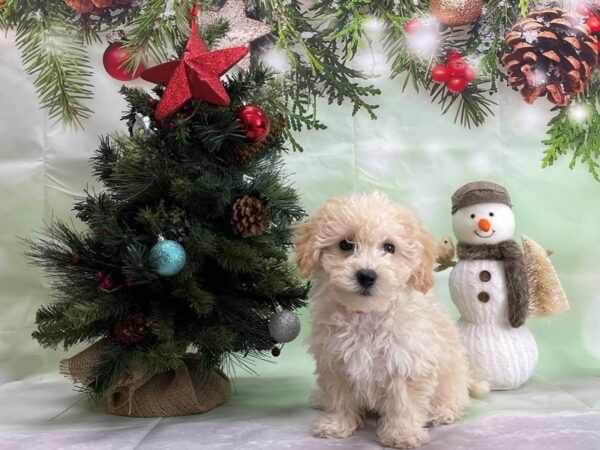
[60,339,231,417]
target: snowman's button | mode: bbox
[478,292,490,303]
[479,270,491,282]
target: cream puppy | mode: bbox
[294,192,471,449]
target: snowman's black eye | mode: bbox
[339,240,354,251]
[470,214,476,219]
[489,212,495,217]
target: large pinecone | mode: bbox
[502,8,599,106]
[231,195,269,238]
[113,314,152,345]
[64,0,134,14]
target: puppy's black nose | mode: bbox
[356,269,377,289]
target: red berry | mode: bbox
[587,15,600,32]
[464,66,476,82]
[100,277,115,292]
[577,4,592,16]
[405,18,422,34]
[447,77,467,93]
[446,59,468,77]
[71,253,82,264]
[99,226,109,235]
[94,271,106,282]
[146,98,157,108]
[447,51,462,60]
[431,65,449,83]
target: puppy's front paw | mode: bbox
[377,428,429,449]
[313,414,358,439]
[429,405,463,426]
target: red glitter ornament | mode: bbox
[103,42,145,81]
[235,105,270,142]
[141,5,248,120]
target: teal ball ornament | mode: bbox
[150,237,186,276]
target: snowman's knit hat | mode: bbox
[451,181,512,214]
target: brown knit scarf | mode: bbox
[457,240,529,328]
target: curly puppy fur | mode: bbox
[294,192,471,449]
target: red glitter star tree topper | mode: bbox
[140,4,248,120]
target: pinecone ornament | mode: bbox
[502,8,599,106]
[113,313,152,345]
[64,0,134,14]
[231,195,269,238]
[231,114,286,166]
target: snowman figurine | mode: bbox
[448,181,537,390]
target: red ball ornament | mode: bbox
[446,58,467,77]
[103,42,145,81]
[71,253,82,264]
[447,51,462,60]
[464,66,476,82]
[431,65,449,83]
[447,77,467,93]
[587,15,600,33]
[234,105,271,142]
[405,18,422,34]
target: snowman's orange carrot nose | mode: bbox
[478,218,491,232]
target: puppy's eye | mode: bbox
[339,240,355,251]
[470,214,476,219]
[489,212,495,217]
[383,243,395,254]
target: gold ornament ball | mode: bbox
[430,0,483,27]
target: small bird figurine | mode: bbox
[435,236,456,272]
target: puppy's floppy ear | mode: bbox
[293,220,320,278]
[409,224,436,294]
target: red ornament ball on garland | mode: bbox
[71,253,82,264]
[404,18,422,34]
[447,51,462,61]
[235,105,271,143]
[588,15,600,33]
[447,76,467,93]
[447,58,467,77]
[103,42,145,81]
[464,66,476,82]
[431,65,449,83]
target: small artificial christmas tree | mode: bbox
[24,25,308,417]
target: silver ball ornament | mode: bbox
[150,237,186,276]
[268,309,301,344]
